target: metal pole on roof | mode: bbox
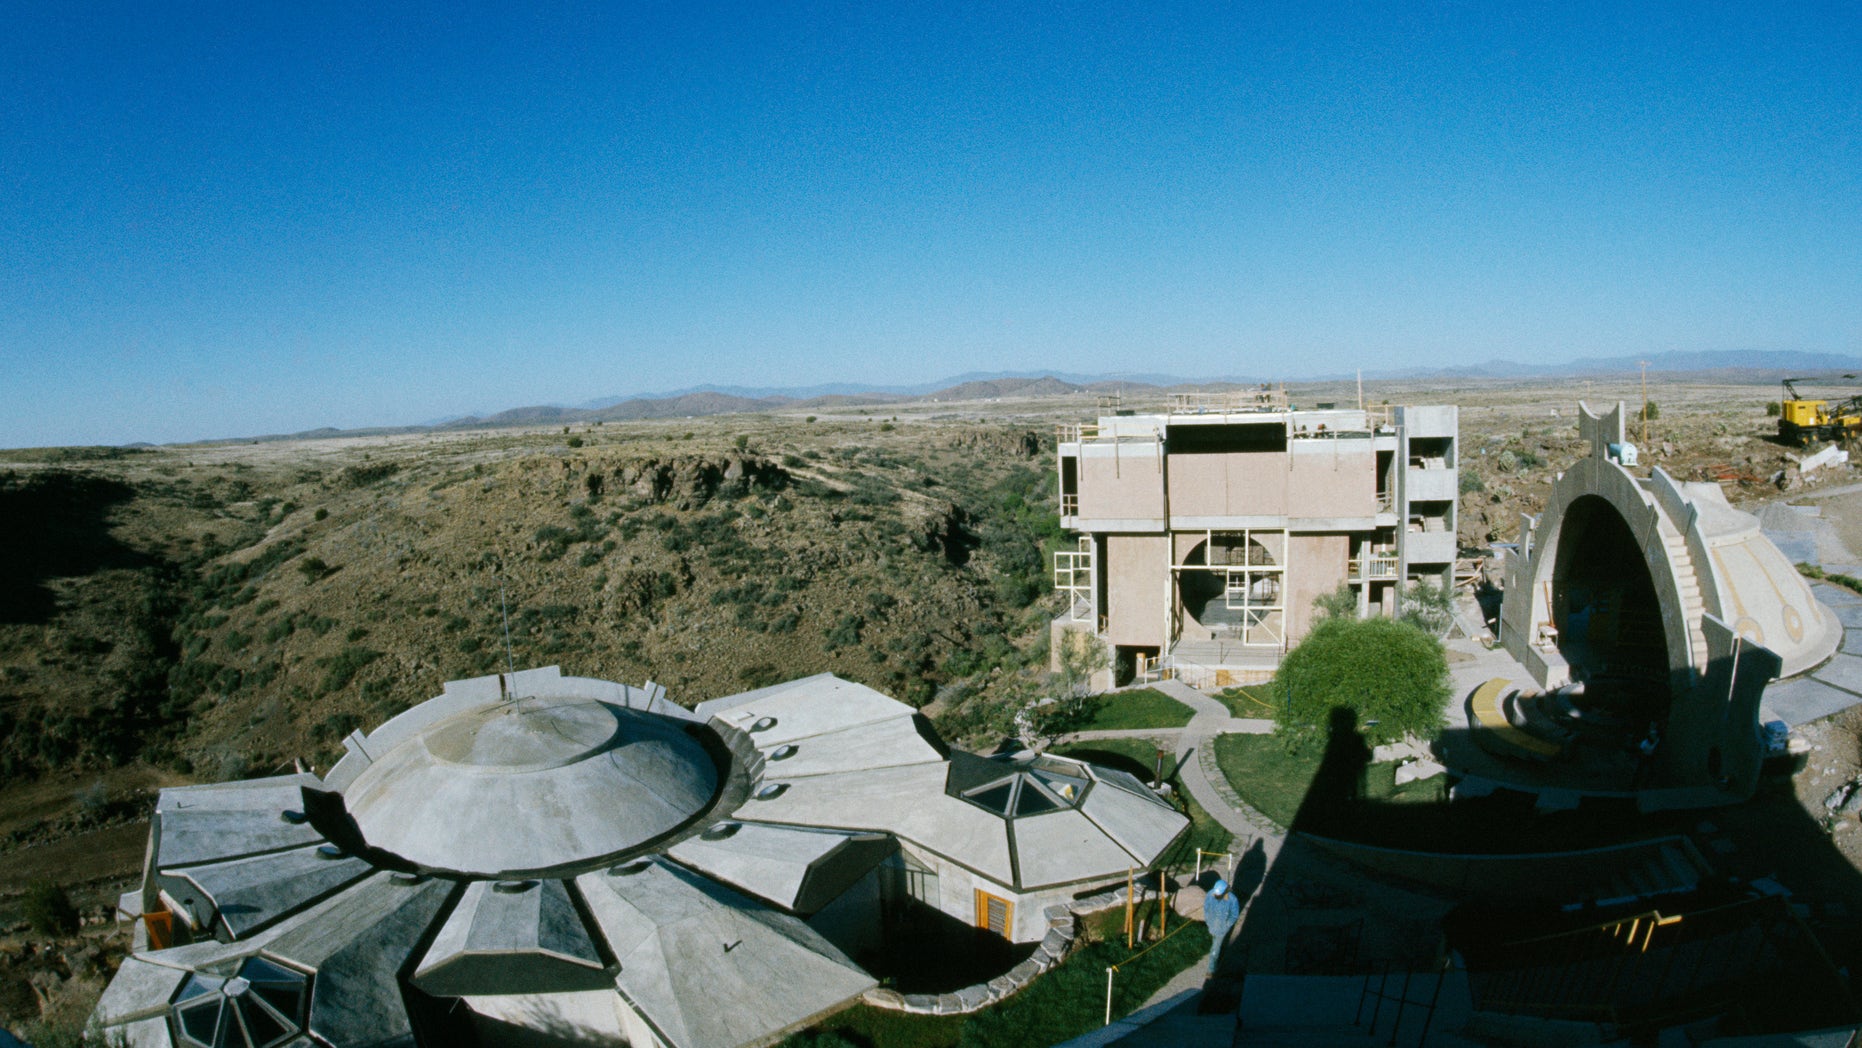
[501,583,516,676]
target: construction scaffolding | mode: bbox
[1171,529,1287,650]
[1053,538,1095,624]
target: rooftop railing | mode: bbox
[1167,388,1289,415]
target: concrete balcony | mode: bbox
[1405,467,1460,503]
[1405,530,1457,565]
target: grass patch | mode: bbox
[1075,687,1195,731]
[1214,684,1280,719]
[1212,733,1437,830]
[790,920,1211,1048]
[1799,562,1862,596]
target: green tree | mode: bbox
[1275,616,1449,746]
[1311,582,1358,621]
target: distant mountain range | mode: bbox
[229,350,1862,445]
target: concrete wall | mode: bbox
[1160,443,1374,522]
[1287,442,1376,519]
[1285,534,1350,642]
[902,844,1127,944]
[1107,535,1168,648]
[1395,404,1458,439]
[1077,446,1164,522]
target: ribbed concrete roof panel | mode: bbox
[575,861,874,1048]
[413,879,610,996]
[668,823,894,913]
[702,674,918,744]
[747,715,944,779]
[1078,775,1190,863]
[158,843,372,938]
[1012,808,1147,889]
[742,763,1014,883]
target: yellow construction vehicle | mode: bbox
[1778,375,1862,446]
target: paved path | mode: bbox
[1046,678,1287,1048]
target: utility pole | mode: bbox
[1638,360,1651,446]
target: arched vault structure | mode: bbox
[1503,402,1839,689]
[1497,402,1839,810]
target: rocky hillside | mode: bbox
[0,420,1068,789]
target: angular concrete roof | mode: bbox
[92,669,1182,1048]
[576,859,876,1048]
[707,678,1189,890]
[413,878,613,996]
[156,842,372,939]
[344,693,721,876]
[668,822,896,913]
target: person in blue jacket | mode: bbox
[1203,878,1241,975]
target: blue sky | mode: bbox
[3,3,1858,446]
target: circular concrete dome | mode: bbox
[342,695,721,876]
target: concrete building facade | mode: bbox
[1054,390,1459,686]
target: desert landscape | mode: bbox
[4,371,1861,1034]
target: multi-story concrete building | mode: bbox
[1053,390,1459,687]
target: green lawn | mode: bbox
[1211,732,1439,830]
[1076,687,1195,731]
[1213,684,1281,720]
[789,918,1212,1048]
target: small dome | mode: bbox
[343,695,720,876]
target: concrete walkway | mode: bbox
[1047,679,1287,1048]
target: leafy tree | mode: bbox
[1641,400,1660,421]
[1311,582,1358,621]
[1274,615,1448,747]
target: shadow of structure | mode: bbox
[1212,705,1862,1046]
[0,470,150,624]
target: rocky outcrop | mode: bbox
[605,456,790,509]
[944,428,1046,458]
[905,500,976,565]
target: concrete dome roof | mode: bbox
[343,693,720,876]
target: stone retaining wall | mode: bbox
[860,884,1135,1016]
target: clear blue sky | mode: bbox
[3,2,1858,446]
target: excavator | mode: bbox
[1777,375,1862,446]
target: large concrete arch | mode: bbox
[1501,407,1706,690]
[1492,402,1839,809]
[1503,402,1839,688]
